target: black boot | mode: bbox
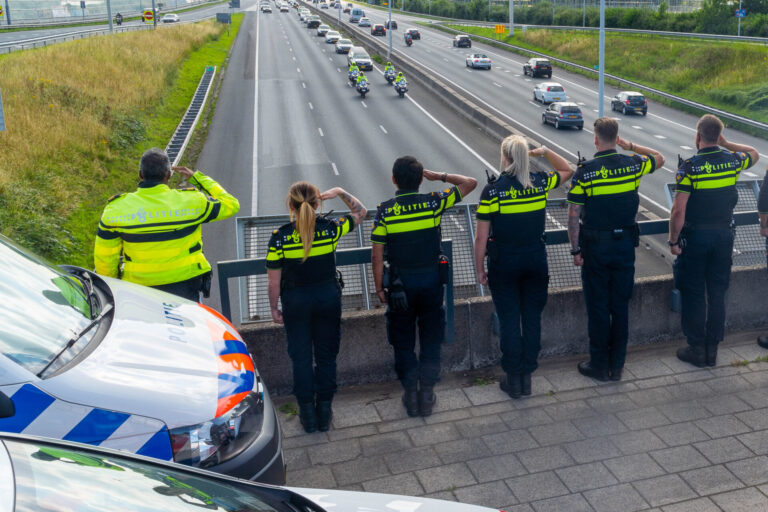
[521,373,532,396]
[705,345,717,367]
[298,401,318,434]
[418,387,436,417]
[676,346,707,368]
[402,389,419,417]
[577,361,609,382]
[500,373,522,399]
[609,368,623,382]
[316,400,333,432]
[758,335,768,350]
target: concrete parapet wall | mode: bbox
[241,265,768,396]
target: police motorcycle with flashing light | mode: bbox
[384,62,396,84]
[356,73,370,98]
[404,31,413,47]
[348,64,360,85]
[394,72,408,98]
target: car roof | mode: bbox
[532,57,550,61]
[540,82,563,87]
[622,91,644,96]
[456,34,470,38]
[553,101,579,107]
[470,53,488,57]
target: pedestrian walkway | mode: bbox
[277,329,768,511]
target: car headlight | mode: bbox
[170,379,265,469]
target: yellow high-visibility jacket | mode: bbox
[94,171,239,286]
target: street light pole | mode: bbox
[387,0,392,59]
[582,0,585,27]
[598,0,605,117]
[737,0,742,36]
[3,0,11,25]
[151,0,157,27]
[106,0,113,32]
[508,0,513,35]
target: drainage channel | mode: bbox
[166,65,217,166]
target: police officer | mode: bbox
[94,148,239,301]
[266,182,366,433]
[758,170,768,349]
[474,135,572,398]
[669,115,758,367]
[371,156,477,417]
[568,118,664,381]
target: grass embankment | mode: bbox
[0,14,242,267]
[445,24,768,126]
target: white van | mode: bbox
[0,235,285,484]
[349,7,364,22]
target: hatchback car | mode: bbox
[385,19,398,29]
[280,3,289,11]
[320,0,329,7]
[611,91,648,116]
[325,30,341,43]
[0,433,501,512]
[542,101,584,130]
[359,17,371,27]
[0,235,285,484]
[371,23,386,35]
[406,27,420,39]
[342,5,350,12]
[260,3,272,12]
[306,15,321,28]
[161,13,179,23]
[453,34,471,48]
[316,24,330,36]
[335,38,353,53]
[533,82,566,104]
[523,57,552,78]
[466,53,491,69]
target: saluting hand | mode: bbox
[172,166,195,178]
[616,137,631,151]
[422,169,440,181]
[320,187,342,200]
[528,146,547,158]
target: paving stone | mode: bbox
[500,408,554,429]
[407,422,461,447]
[594,382,638,395]
[360,430,412,457]
[283,431,330,449]
[517,446,575,473]
[415,462,477,493]
[609,429,668,455]
[506,471,569,503]
[463,383,513,406]
[528,421,584,446]
[603,453,665,482]
[287,465,337,488]
[467,453,527,482]
[728,344,767,362]
[454,414,508,438]
[635,375,678,389]
[583,483,649,512]
[563,437,623,464]
[383,446,442,474]
[572,413,628,438]
[660,355,705,374]
[468,401,516,417]
[710,487,768,512]
[552,388,599,402]
[425,408,472,424]
[698,395,751,416]
[674,370,716,383]
[284,447,311,471]
[706,375,753,394]
[512,394,558,409]
[626,387,675,407]
[586,393,638,413]
[432,388,472,413]
[422,491,456,502]
[506,504,535,512]
[454,480,518,509]
[694,414,751,439]
[737,429,768,455]
[680,465,744,496]
[657,401,711,423]
[376,416,425,434]
[666,382,715,402]
[555,461,617,492]
[331,456,390,486]
[725,455,768,486]
[307,438,362,465]
[625,359,676,379]
[617,406,671,430]
[542,400,596,421]
[332,402,382,429]
[361,472,424,495]
[650,445,711,473]
[735,407,768,430]
[544,371,597,392]
[659,497,720,512]
[742,370,768,388]
[434,437,492,464]
[531,493,594,512]
[693,437,754,465]
[327,423,379,441]
[653,422,711,446]
[373,396,411,422]
[737,389,768,409]
[482,428,540,454]
[633,474,698,507]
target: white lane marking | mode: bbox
[329,57,333,61]
[505,70,511,73]
[379,124,388,134]
[524,78,531,82]
[308,102,314,110]
[642,193,671,213]
[493,82,503,88]
[680,145,693,150]
[745,171,758,177]
[332,162,339,175]
[302,82,306,88]
[443,58,449,62]
[337,67,342,72]
[318,127,324,137]
[654,134,667,139]
[426,49,431,53]
[252,5,261,216]
[515,74,522,77]
[361,101,368,108]
[529,101,539,107]
[632,125,642,130]
[592,109,599,112]
[662,166,675,174]
[292,56,296,61]
[297,67,301,72]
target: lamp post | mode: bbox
[106,0,113,32]
[4,0,11,25]
[508,0,513,35]
[387,0,392,59]
[597,0,605,117]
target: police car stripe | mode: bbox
[100,414,170,453]
[136,426,174,460]
[0,384,55,433]
[62,409,130,444]
[22,398,92,438]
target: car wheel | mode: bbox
[578,124,583,130]
[622,105,627,115]
[547,74,551,78]
[542,115,547,125]
[555,120,560,129]
[468,43,471,48]
[533,92,537,102]
[642,110,647,116]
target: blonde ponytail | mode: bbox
[287,181,321,262]
[499,135,532,189]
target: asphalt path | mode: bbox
[335,2,768,214]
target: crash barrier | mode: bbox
[165,66,217,166]
[0,24,152,53]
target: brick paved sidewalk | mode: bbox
[276,329,768,512]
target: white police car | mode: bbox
[0,235,284,484]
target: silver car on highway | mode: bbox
[533,82,567,104]
[335,38,353,53]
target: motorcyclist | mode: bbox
[115,12,123,25]
[348,62,359,74]
[395,72,407,87]
[356,72,368,87]
[404,31,412,45]
[384,62,395,74]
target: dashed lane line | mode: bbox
[332,162,339,176]
[379,125,388,134]
[318,127,324,137]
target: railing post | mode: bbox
[444,240,455,345]
[218,267,232,322]
[464,204,484,297]
[357,225,371,310]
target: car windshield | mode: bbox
[0,235,101,376]
[475,54,488,59]
[4,439,299,512]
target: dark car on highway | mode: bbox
[386,19,398,29]
[306,15,321,28]
[371,23,386,36]
[406,28,421,39]
[523,58,552,78]
[542,102,584,130]
[611,91,648,116]
[453,35,471,48]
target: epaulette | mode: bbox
[107,193,125,203]
[272,229,278,235]
[181,186,197,191]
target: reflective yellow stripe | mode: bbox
[692,178,737,190]
[282,244,335,258]
[385,218,439,233]
[499,201,546,214]
[587,181,639,196]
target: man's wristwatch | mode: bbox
[570,248,581,256]
[441,172,447,182]
[667,240,680,247]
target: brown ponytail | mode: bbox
[287,181,321,262]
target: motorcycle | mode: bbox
[394,80,408,98]
[114,13,123,25]
[348,69,359,84]
[356,80,369,99]
[384,69,395,85]
[405,37,413,47]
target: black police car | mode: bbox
[453,35,471,48]
[611,91,648,116]
[523,58,552,78]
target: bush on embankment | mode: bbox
[0,17,240,267]
[447,24,768,126]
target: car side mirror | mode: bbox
[0,392,14,419]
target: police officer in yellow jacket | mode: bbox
[94,148,240,301]
[669,115,758,367]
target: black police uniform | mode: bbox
[477,171,561,377]
[371,187,461,391]
[674,147,754,355]
[266,215,354,404]
[568,150,657,373]
[758,173,768,349]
